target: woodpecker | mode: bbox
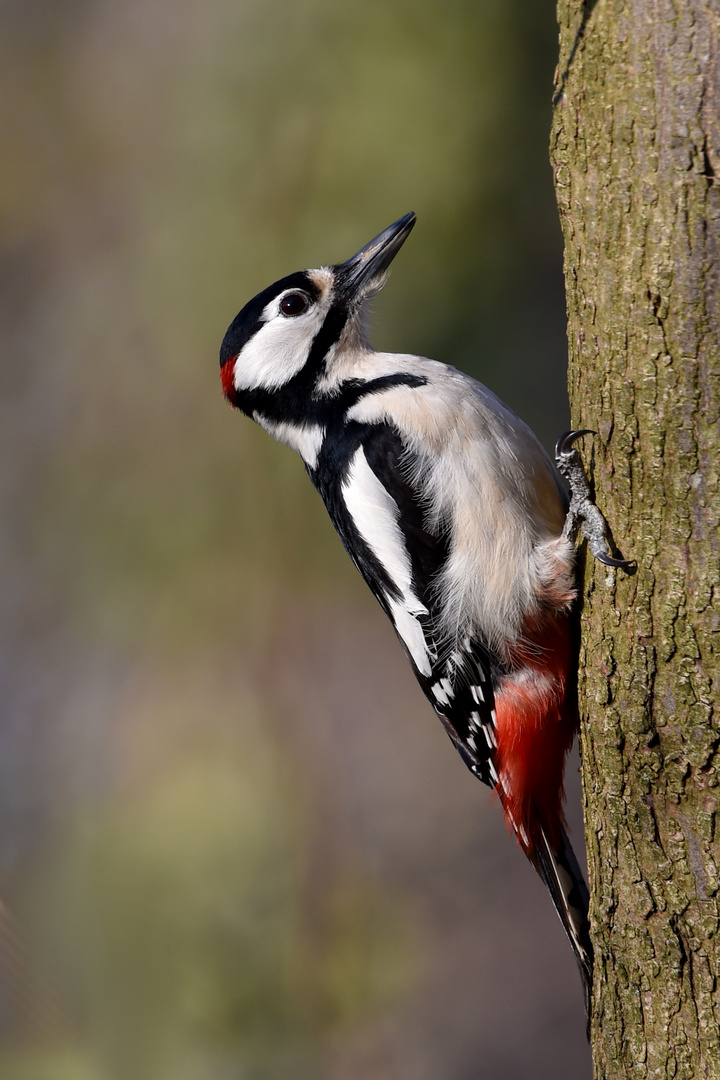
[220,212,629,1026]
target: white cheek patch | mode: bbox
[342,447,432,677]
[233,295,326,392]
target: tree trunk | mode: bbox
[550,2,720,1077]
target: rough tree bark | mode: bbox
[550,2,720,1077]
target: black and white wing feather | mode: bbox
[312,419,501,789]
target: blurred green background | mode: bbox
[0,0,591,1077]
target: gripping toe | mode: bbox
[594,549,636,570]
[556,428,634,571]
[555,429,596,458]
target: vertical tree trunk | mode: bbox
[550,2,720,1076]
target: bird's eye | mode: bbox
[280,292,309,317]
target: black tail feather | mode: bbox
[531,826,593,1037]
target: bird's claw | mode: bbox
[594,550,634,569]
[554,428,596,457]
[555,430,635,571]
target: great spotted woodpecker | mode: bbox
[220,212,629,1025]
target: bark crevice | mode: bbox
[551,1,720,1075]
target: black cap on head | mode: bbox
[219,213,416,367]
[219,270,319,367]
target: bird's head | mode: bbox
[220,212,416,410]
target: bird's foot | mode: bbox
[555,430,635,570]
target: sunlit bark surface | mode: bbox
[551,2,720,1076]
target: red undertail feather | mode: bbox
[493,613,577,855]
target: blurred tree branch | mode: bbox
[551,1,720,1076]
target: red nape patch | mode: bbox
[220,356,240,406]
[493,613,577,855]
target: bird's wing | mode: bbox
[337,420,500,787]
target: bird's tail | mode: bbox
[529,824,593,1034]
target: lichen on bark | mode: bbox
[550,1,720,1076]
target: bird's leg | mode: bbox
[555,430,634,569]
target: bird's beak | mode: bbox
[335,212,416,299]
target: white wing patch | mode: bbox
[342,446,433,677]
[388,600,433,678]
[431,678,453,706]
